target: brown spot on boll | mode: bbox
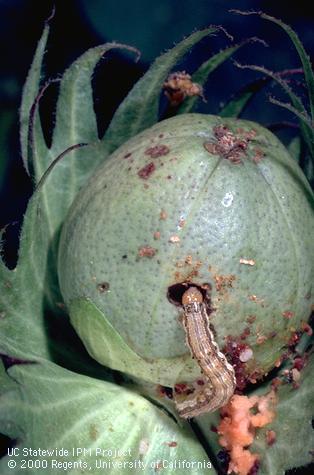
[203,124,257,165]
[293,356,307,371]
[204,142,220,155]
[214,274,236,293]
[174,383,189,394]
[185,255,193,265]
[157,385,173,399]
[256,335,267,345]
[138,162,156,179]
[240,327,251,340]
[174,271,182,281]
[248,295,264,306]
[138,246,157,258]
[252,147,265,163]
[159,209,167,220]
[175,260,185,268]
[166,441,178,448]
[223,336,251,390]
[89,424,99,441]
[145,144,170,158]
[282,310,295,319]
[271,377,282,390]
[301,322,313,336]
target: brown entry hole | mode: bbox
[97,282,110,293]
[167,282,211,307]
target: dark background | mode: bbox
[0,1,313,473]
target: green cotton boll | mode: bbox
[58,113,314,387]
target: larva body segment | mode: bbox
[174,287,236,418]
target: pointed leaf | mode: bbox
[3,34,121,370]
[0,361,215,475]
[101,28,216,155]
[27,79,56,180]
[179,39,265,114]
[19,22,50,174]
[219,77,268,117]
[268,96,313,129]
[51,43,139,160]
[259,12,314,121]
[287,136,302,162]
[0,143,112,375]
[235,62,314,160]
[0,360,17,395]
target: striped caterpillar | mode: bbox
[174,287,236,418]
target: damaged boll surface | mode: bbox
[58,113,314,386]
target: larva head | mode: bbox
[58,113,314,387]
[182,287,203,305]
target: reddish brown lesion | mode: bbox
[286,329,302,348]
[165,441,178,448]
[248,294,265,306]
[256,334,267,345]
[145,144,170,158]
[240,327,251,340]
[282,310,295,319]
[204,125,258,164]
[174,382,194,396]
[300,321,313,335]
[252,147,265,163]
[138,162,156,179]
[159,209,168,220]
[123,152,132,159]
[173,255,203,283]
[138,246,157,258]
[156,385,173,399]
[265,429,276,446]
[214,274,236,293]
[223,336,255,391]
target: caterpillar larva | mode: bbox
[174,286,236,418]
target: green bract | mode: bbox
[2,12,314,475]
[58,113,314,386]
